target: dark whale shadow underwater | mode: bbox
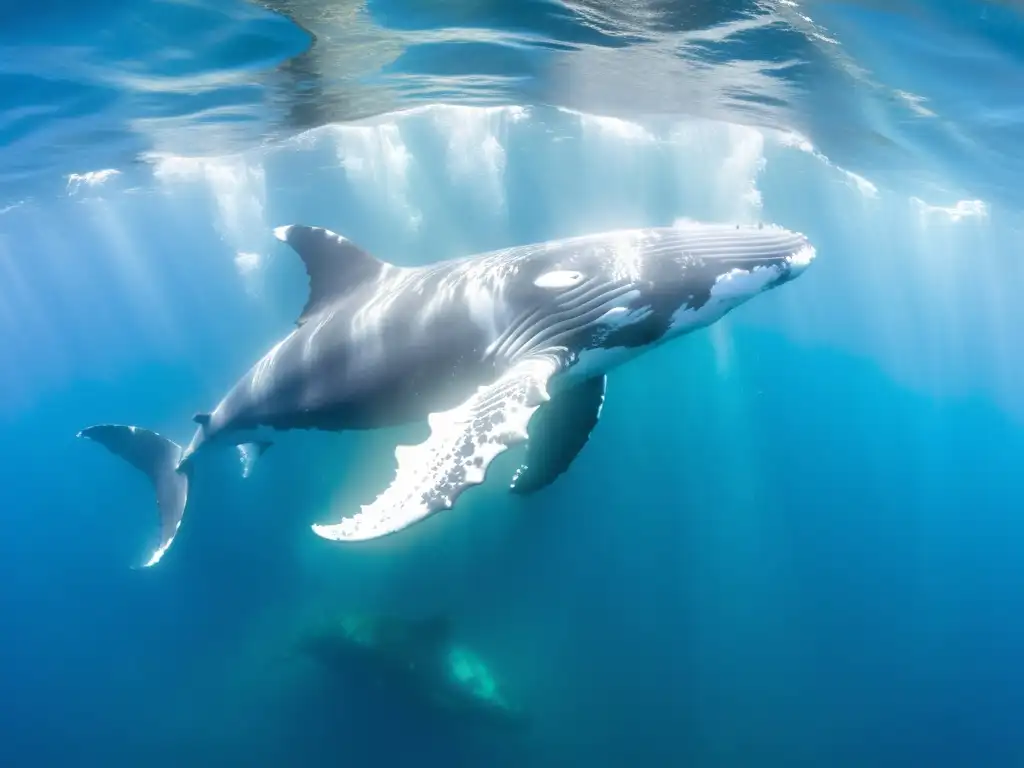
[297,613,528,728]
[257,609,533,766]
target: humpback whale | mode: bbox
[299,613,525,728]
[79,222,816,567]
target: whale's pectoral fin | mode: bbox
[237,441,273,479]
[311,351,566,542]
[510,375,606,496]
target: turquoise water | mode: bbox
[2,2,1024,766]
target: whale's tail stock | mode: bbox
[77,424,189,568]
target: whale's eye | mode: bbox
[534,270,584,289]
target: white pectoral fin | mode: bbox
[312,352,565,542]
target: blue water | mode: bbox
[3,1,1024,766]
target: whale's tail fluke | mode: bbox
[77,424,189,568]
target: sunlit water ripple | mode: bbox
[1,0,1023,216]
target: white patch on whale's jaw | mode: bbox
[788,244,816,271]
[668,264,783,336]
[559,263,790,387]
[709,265,781,301]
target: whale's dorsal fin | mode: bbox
[273,224,388,326]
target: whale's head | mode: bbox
[634,222,816,338]
[505,223,815,374]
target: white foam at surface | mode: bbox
[136,104,882,276]
[910,197,988,222]
[895,90,937,118]
[564,109,659,223]
[774,129,815,155]
[844,170,879,198]
[66,169,121,196]
[666,120,767,222]
[328,121,421,231]
[573,111,655,143]
[235,251,262,276]
[775,129,879,198]
[718,124,767,221]
[151,153,268,293]
[431,105,526,209]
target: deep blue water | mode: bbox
[3,2,1024,767]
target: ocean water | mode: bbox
[2,1,1024,766]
